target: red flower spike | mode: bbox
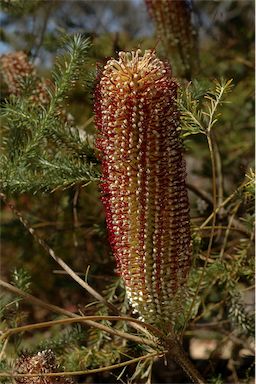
[95,50,191,326]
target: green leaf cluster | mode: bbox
[0,34,99,195]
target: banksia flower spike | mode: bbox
[145,0,198,80]
[0,51,49,104]
[95,50,191,327]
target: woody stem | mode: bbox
[166,337,206,384]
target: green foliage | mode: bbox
[0,359,13,384]
[228,289,254,336]
[209,374,224,384]
[63,343,124,371]
[11,268,31,293]
[0,269,31,328]
[0,33,99,194]
[130,357,153,384]
[178,78,233,137]
[87,278,128,350]
[34,325,85,355]
[49,34,91,108]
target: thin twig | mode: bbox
[229,358,240,384]
[0,316,160,347]
[221,330,255,354]
[0,352,163,378]
[183,133,218,333]
[199,181,246,229]
[189,319,230,328]
[0,337,9,361]
[219,203,240,259]
[212,134,224,216]
[194,224,250,237]
[241,285,255,292]
[190,300,225,324]
[186,182,212,207]
[0,280,162,345]
[78,116,94,130]
[72,186,80,247]
[32,4,53,59]
[0,279,78,319]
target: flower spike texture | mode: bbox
[95,50,191,326]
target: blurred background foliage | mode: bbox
[0,0,254,383]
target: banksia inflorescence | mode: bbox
[145,0,198,79]
[14,350,74,384]
[0,51,50,104]
[0,51,35,95]
[95,50,191,327]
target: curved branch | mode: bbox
[0,352,163,379]
[0,315,160,348]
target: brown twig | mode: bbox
[194,224,250,237]
[0,337,9,361]
[212,134,224,216]
[165,338,205,384]
[0,279,78,319]
[187,182,212,207]
[0,315,160,347]
[0,352,163,379]
[183,133,218,333]
[199,182,245,229]
[31,4,52,59]
[72,186,80,247]
[219,203,240,259]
